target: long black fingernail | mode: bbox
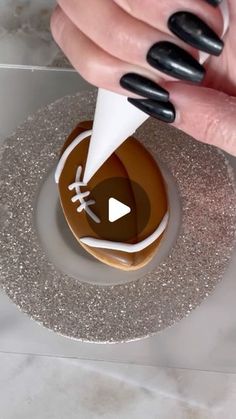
[204,0,222,6]
[120,73,169,101]
[128,98,176,123]
[168,12,224,56]
[147,41,205,83]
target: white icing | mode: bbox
[55,129,92,184]
[80,212,169,254]
[68,166,100,224]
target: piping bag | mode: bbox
[83,0,228,185]
[83,89,149,184]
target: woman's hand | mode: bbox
[51,0,236,156]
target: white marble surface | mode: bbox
[1,353,236,419]
[0,0,69,67]
[0,1,236,418]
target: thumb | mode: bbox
[167,82,236,157]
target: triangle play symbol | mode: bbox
[108,197,131,223]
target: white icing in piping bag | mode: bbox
[83,89,148,184]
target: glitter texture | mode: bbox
[0,91,236,343]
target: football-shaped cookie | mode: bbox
[55,121,168,271]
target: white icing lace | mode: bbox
[68,166,100,224]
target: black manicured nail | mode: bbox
[120,73,169,101]
[128,98,176,123]
[168,12,224,56]
[147,41,205,84]
[204,0,222,6]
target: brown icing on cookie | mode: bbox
[57,121,168,270]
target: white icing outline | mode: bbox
[80,212,169,253]
[55,129,92,184]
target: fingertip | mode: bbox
[164,82,236,156]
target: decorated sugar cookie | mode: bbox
[55,121,168,271]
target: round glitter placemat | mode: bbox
[0,91,236,343]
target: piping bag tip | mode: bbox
[83,89,149,184]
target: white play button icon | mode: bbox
[108,197,131,223]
